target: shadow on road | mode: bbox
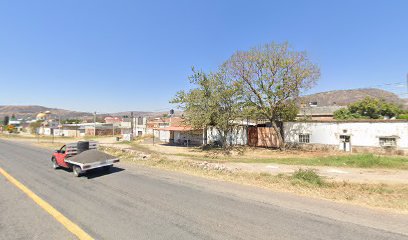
[85,166,125,179]
[56,166,125,179]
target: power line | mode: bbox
[351,81,407,90]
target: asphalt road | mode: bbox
[0,139,407,240]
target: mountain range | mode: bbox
[1,88,407,119]
[301,88,407,108]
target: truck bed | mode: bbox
[65,149,119,170]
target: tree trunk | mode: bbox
[203,126,208,145]
[271,121,285,150]
[221,131,228,150]
[217,129,228,150]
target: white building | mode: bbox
[120,117,148,140]
[153,127,202,146]
[134,117,148,136]
[284,120,408,154]
[207,126,248,146]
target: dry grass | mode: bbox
[123,143,408,170]
[102,146,408,213]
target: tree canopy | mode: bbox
[29,120,43,134]
[61,119,81,124]
[334,97,404,120]
[223,42,319,147]
[171,68,242,147]
[171,42,320,148]
[3,116,9,126]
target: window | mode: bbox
[379,137,396,147]
[298,134,310,143]
[137,117,143,125]
[340,135,350,142]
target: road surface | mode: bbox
[0,139,407,240]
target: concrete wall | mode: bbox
[159,130,170,142]
[174,130,202,145]
[52,129,79,137]
[85,128,121,136]
[284,121,408,151]
[207,126,247,146]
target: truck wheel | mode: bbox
[52,157,59,169]
[73,166,82,177]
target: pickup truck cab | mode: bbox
[53,145,70,169]
[51,141,119,177]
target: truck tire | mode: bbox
[51,157,59,169]
[73,165,82,177]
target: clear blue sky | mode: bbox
[0,0,407,113]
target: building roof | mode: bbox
[156,126,199,132]
[298,106,343,116]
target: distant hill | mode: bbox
[0,105,91,119]
[0,105,182,121]
[3,89,405,120]
[301,88,408,108]
[109,110,183,118]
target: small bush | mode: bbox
[292,168,324,186]
[397,114,408,120]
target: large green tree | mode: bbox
[3,116,9,126]
[223,42,320,148]
[334,97,404,120]
[171,68,242,147]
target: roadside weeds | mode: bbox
[102,146,408,213]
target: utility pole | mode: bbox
[130,111,134,140]
[93,111,96,136]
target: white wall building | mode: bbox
[207,126,248,146]
[120,117,148,140]
[284,121,408,154]
[134,117,148,136]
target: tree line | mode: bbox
[334,97,407,120]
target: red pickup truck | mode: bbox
[51,141,119,177]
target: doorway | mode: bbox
[339,135,351,152]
